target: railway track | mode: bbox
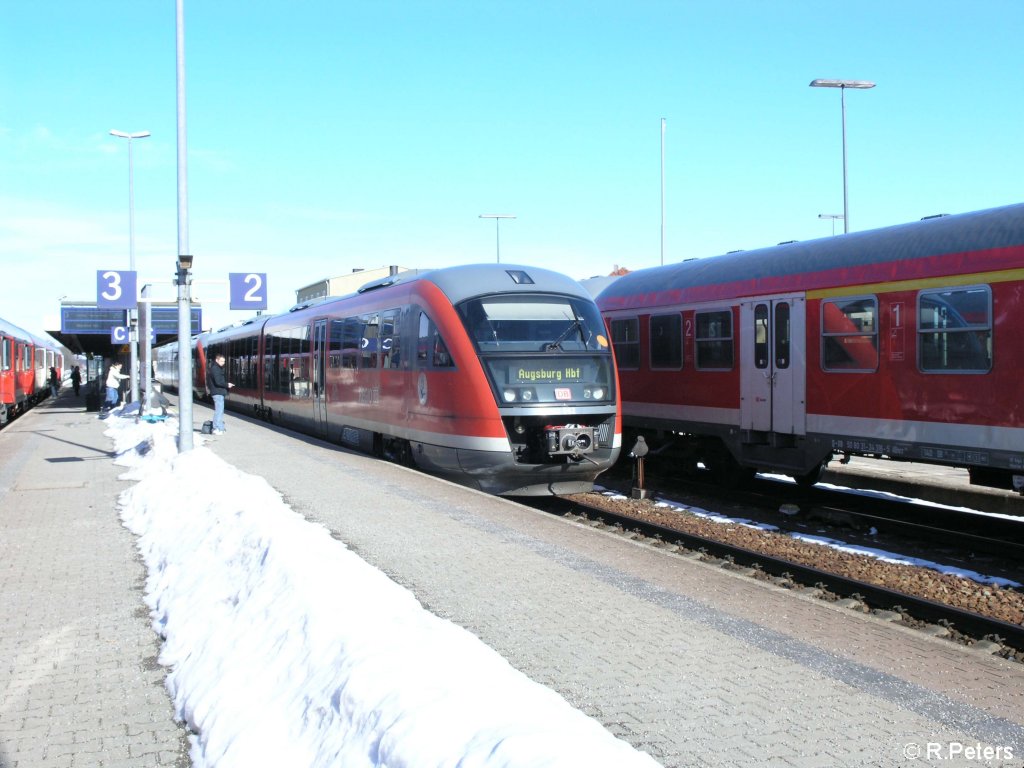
[527,488,1024,662]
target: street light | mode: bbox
[479,214,516,263]
[818,213,844,236]
[809,79,875,234]
[109,128,151,404]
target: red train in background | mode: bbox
[597,203,1024,493]
[156,264,621,495]
[0,317,68,426]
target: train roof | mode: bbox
[598,203,1024,310]
[423,263,594,304]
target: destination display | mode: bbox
[511,365,585,384]
[61,305,203,335]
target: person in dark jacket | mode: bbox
[49,367,60,397]
[70,365,81,396]
[207,353,234,434]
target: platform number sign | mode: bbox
[110,326,130,344]
[229,272,268,311]
[96,270,138,310]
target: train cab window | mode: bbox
[609,318,639,369]
[416,312,454,369]
[695,310,734,370]
[918,286,992,373]
[650,314,682,369]
[822,296,878,372]
[2,338,10,371]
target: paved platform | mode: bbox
[203,405,1024,767]
[0,392,189,768]
[3,393,1024,767]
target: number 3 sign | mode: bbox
[96,270,138,309]
[229,272,268,310]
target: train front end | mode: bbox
[452,275,621,495]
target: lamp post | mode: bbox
[809,79,875,234]
[479,214,516,263]
[176,0,194,452]
[818,213,844,237]
[109,128,150,404]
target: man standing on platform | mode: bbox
[207,353,234,435]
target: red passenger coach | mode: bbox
[1,317,66,426]
[157,264,621,495]
[597,203,1024,493]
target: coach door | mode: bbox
[312,319,328,436]
[740,296,806,435]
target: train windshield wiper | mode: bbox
[544,316,589,351]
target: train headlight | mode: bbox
[591,387,605,400]
[521,389,534,401]
[502,389,517,403]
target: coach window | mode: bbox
[341,318,361,369]
[822,296,878,371]
[360,313,379,369]
[918,285,992,373]
[775,302,791,369]
[329,320,344,368]
[695,310,733,370]
[2,338,10,371]
[610,318,640,369]
[754,305,769,369]
[381,309,401,369]
[650,314,683,369]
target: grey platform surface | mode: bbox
[204,406,1023,768]
[3,394,1023,767]
[0,394,189,768]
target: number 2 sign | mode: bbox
[229,272,268,310]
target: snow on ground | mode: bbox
[106,409,662,768]
[595,489,1022,590]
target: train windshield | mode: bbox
[457,294,608,353]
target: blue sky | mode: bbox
[2,1,1022,334]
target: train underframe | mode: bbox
[621,420,1024,494]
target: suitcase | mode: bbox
[85,392,100,412]
[201,420,214,434]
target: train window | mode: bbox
[360,313,380,369]
[695,310,733,370]
[821,296,878,372]
[416,311,454,368]
[754,305,769,369]
[2,338,10,371]
[609,318,639,369]
[340,318,361,369]
[381,309,401,369]
[457,294,607,353]
[774,302,790,370]
[329,320,345,369]
[918,286,992,373]
[649,314,682,369]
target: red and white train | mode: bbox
[0,317,67,426]
[597,203,1024,493]
[156,264,622,495]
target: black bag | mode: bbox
[201,420,214,434]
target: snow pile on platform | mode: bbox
[108,414,661,768]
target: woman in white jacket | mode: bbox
[104,362,129,410]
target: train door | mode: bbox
[312,319,328,437]
[740,295,806,435]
